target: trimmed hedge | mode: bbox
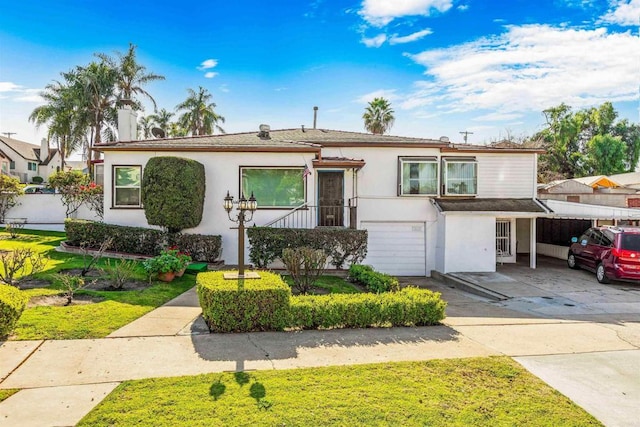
[197,271,447,332]
[0,284,28,338]
[142,157,206,233]
[197,271,292,333]
[65,219,222,262]
[289,288,446,329]
[247,227,368,269]
[349,264,400,293]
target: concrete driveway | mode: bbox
[414,256,640,427]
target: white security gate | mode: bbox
[362,221,427,276]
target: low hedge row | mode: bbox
[290,287,446,329]
[0,284,28,338]
[349,264,400,293]
[65,219,222,262]
[197,271,291,333]
[196,272,446,333]
[247,227,368,269]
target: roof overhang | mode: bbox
[432,198,551,217]
[312,158,365,169]
[541,199,640,220]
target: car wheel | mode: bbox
[567,252,579,269]
[596,263,610,284]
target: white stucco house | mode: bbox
[95,110,550,276]
[0,136,62,183]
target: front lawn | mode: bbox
[78,357,601,426]
[1,228,195,340]
[281,274,361,294]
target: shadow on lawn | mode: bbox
[209,372,272,409]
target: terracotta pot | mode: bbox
[157,271,176,282]
[175,268,186,277]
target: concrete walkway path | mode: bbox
[1,271,640,426]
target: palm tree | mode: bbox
[138,115,155,139]
[98,43,165,109]
[149,108,174,136]
[29,80,87,169]
[175,87,225,136]
[363,97,395,135]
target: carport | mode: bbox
[536,199,640,260]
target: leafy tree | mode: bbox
[363,97,395,135]
[176,87,226,136]
[0,175,22,222]
[585,135,627,176]
[48,170,91,217]
[535,102,638,180]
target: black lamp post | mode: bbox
[223,190,258,279]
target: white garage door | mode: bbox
[362,221,426,276]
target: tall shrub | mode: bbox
[142,156,205,233]
[0,284,28,337]
[0,175,22,222]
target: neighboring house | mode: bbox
[96,111,548,276]
[538,175,640,208]
[0,136,62,183]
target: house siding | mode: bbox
[477,153,536,198]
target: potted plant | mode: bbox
[165,247,192,277]
[142,251,183,282]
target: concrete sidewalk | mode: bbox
[1,276,640,426]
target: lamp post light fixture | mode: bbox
[223,190,259,280]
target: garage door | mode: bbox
[362,221,426,276]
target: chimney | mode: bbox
[117,105,138,141]
[313,106,318,129]
[40,138,48,163]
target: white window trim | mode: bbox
[398,157,439,196]
[442,158,478,196]
[113,165,142,208]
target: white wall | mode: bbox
[516,218,531,254]
[476,153,536,198]
[103,151,317,265]
[437,214,496,273]
[5,194,101,224]
[537,243,569,260]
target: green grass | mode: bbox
[78,357,602,427]
[0,229,196,340]
[282,274,361,294]
[0,389,19,402]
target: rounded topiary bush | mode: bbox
[142,156,205,233]
[0,284,28,338]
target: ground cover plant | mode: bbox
[78,357,602,426]
[0,389,19,403]
[281,274,361,294]
[0,228,196,340]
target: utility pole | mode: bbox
[1,132,17,138]
[459,131,473,144]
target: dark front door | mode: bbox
[318,172,344,226]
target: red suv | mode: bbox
[567,226,640,283]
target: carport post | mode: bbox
[530,217,536,269]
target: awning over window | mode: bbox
[432,198,550,213]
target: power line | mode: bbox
[459,131,473,144]
[1,132,17,138]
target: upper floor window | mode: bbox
[241,167,305,208]
[27,162,37,171]
[113,165,142,207]
[443,158,477,196]
[398,157,438,196]
[9,161,15,170]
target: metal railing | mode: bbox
[264,203,355,229]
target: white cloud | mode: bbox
[0,82,22,93]
[204,72,218,78]
[355,89,400,104]
[219,84,229,93]
[472,112,523,122]
[389,29,433,44]
[601,0,640,26]
[403,24,640,114]
[197,59,218,70]
[359,0,453,26]
[362,33,387,47]
[457,4,469,11]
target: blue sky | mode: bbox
[0,0,638,150]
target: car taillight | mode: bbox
[612,248,640,259]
